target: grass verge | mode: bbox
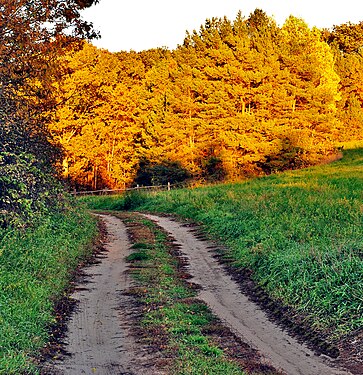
[117,212,277,375]
[82,149,363,344]
[0,208,98,374]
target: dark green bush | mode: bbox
[122,191,147,210]
[134,159,190,186]
[0,152,69,229]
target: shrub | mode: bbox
[0,152,69,229]
[134,160,190,186]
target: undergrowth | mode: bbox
[83,148,363,341]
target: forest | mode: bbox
[48,9,363,190]
[1,3,363,225]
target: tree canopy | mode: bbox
[2,6,363,202]
[0,0,98,228]
[48,10,363,189]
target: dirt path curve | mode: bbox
[143,213,351,375]
[43,214,157,375]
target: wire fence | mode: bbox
[72,182,186,196]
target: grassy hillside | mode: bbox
[83,148,363,341]
[0,208,98,374]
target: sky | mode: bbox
[81,0,363,52]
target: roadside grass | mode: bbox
[0,209,98,374]
[118,213,264,375]
[83,148,363,341]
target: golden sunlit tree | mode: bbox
[48,10,360,189]
[0,0,98,227]
[325,22,363,143]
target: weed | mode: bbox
[126,251,151,262]
[123,214,248,374]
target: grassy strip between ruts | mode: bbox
[116,212,278,375]
[81,148,363,349]
[0,208,98,375]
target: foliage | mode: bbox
[326,21,363,53]
[134,159,191,186]
[0,207,97,374]
[122,191,148,210]
[0,152,70,229]
[201,156,226,182]
[85,148,363,340]
[50,10,355,189]
[0,0,98,159]
[0,0,98,228]
[325,22,363,143]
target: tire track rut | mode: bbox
[143,213,351,375]
[42,214,159,375]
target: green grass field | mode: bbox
[0,209,97,374]
[83,148,363,341]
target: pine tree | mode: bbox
[326,22,363,142]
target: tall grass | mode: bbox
[0,208,97,374]
[84,148,363,340]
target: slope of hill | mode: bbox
[83,148,363,347]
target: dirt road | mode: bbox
[143,214,351,375]
[42,213,351,375]
[42,214,159,375]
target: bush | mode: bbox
[134,160,190,186]
[0,152,69,229]
[122,191,147,210]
